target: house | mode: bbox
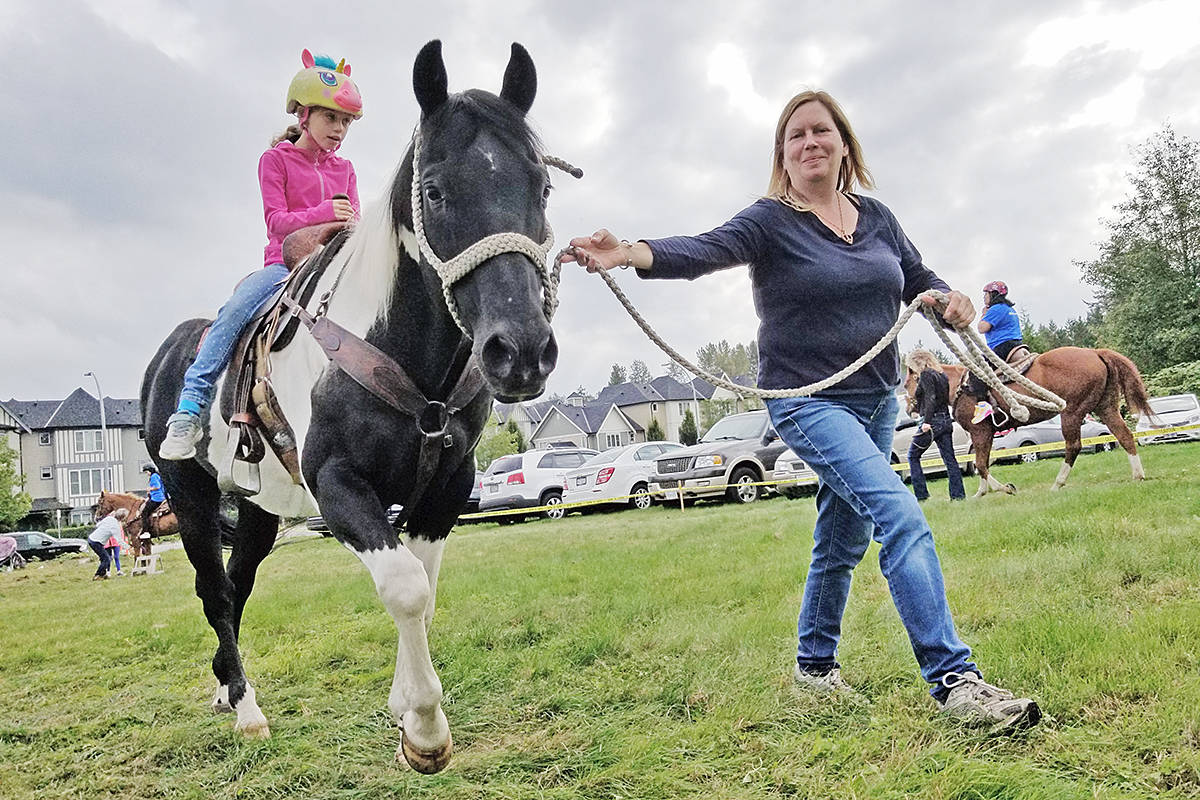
[1,389,152,527]
[528,402,643,450]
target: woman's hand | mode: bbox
[563,229,628,273]
[921,289,975,327]
[921,423,932,433]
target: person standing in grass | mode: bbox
[87,508,128,581]
[105,521,127,577]
[565,89,1039,729]
[905,349,966,502]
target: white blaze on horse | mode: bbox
[905,346,1152,496]
[141,41,559,773]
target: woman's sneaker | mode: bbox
[793,664,856,695]
[939,672,1040,730]
[159,412,203,460]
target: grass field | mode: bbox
[2,443,1199,799]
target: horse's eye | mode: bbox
[424,185,443,203]
[542,184,552,200]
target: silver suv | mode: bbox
[479,447,599,520]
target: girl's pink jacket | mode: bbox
[258,140,360,268]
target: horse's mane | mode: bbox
[320,90,543,331]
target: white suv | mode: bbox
[479,447,599,520]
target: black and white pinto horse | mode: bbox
[141,41,558,773]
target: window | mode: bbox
[74,430,104,453]
[651,403,659,412]
[679,403,687,415]
[69,509,94,526]
[137,428,146,441]
[40,467,52,480]
[69,468,106,496]
[38,432,51,446]
[605,433,622,448]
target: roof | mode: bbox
[3,389,143,430]
[596,381,663,406]
[30,497,73,512]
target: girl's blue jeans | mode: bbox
[177,264,289,414]
[766,391,976,699]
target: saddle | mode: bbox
[215,223,350,494]
[957,346,1040,415]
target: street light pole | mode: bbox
[83,371,110,492]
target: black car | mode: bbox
[9,530,88,560]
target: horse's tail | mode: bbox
[1096,349,1154,419]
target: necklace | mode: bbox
[811,194,853,245]
[778,190,854,244]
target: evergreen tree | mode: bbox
[645,418,665,441]
[679,409,698,446]
[628,359,652,383]
[607,363,627,385]
[0,439,32,531]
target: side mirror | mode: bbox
[761,428,779,445]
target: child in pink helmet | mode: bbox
[967,280,1023,423]
[161,50,363,460]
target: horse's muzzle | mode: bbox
[479,325,557,402]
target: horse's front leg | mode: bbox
[403,534,446,632]
[314,466,452,774]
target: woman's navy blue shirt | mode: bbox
[641,196,950,395]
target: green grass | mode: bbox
[2,444,1199,799]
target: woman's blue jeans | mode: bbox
[908,416,966,501]
[766,391,975,698]
[177,264,289,413]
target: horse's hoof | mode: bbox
[399,730,453,774]
[1005,483,1017,494]
[236,720,271,739]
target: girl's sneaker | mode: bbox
[971,402,995,424]
[160,412,203,460]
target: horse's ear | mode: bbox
[413,39,448,118]
[500,42,536,115]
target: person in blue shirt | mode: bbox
[140,465,166,546]
[966,280,1024,422]
[564,90,1039,729]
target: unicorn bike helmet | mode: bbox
[286,49,363,120]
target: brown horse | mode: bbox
[94,490,177,556]
[904,347,1152,496]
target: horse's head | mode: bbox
[93,491,110,522]
[407,40,558,402]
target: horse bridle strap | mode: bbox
[281,293,486,526]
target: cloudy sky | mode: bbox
[4,0,1199,407]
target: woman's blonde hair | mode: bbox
[905,349,943,374]
[767,90,874,204]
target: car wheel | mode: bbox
[727,467,760,504]
[1019,444,1039,464]
[541,490,565,520]
[630,483,653,510]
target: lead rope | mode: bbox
[557,253,1064,422]
[409,126,582,334]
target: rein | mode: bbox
[566,260,1065,422]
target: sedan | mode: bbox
[991,414,1112,463]
[9,530,88,560]
[563,441,685,512]
[891,409,972,480]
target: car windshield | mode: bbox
[700,413,764,442]
[583,449,621,466]
[1149,395,1199,414]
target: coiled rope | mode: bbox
[555,250,1064,423]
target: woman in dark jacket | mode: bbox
[905,349,965,501]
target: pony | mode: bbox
[93,490,177,557]
[141,41,558,773]
[904,347,1152,496]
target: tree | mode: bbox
[645,417,665,441]
[0,439,32,531]
[663,361,688,382]
[628,359,652,383]
[474,414,521,470]
[1020,308,1101,353]
[696,339,758,380]
[678,409,698,446]
[1079,124,1200,372]
[607,363,627,386]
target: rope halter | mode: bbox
[408,125,580,336]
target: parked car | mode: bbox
[650,410,789,505]
[463,471,485,514]
[9,530,88,561]
[562,441,686,512]
[305,504,403,534]
[1136,393,1200,444]
[991,414,1112,463]
[479,447,599,520]
[771,448,819,498]
[891,408,973,479]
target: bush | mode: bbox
[1146,360,1200,398]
